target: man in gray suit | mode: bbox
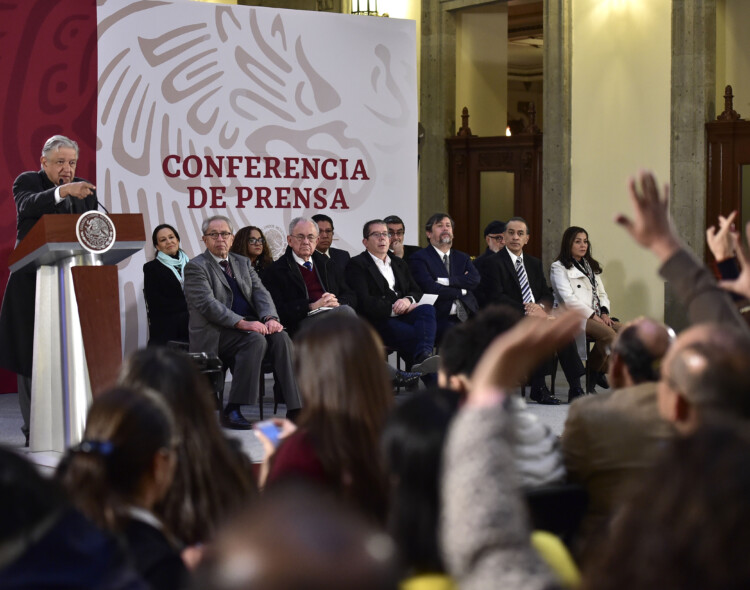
[184,215,301,429]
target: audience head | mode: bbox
[583,421,750,590]
[503,216,529,255]
[287,217,319,261]
[555,226,602,272]
[657,324,750,434]
[608,317,673,389]
[383,215,406,248]
[381,389,461,575]
[196,485,398,590]
[202,216,234,259]
[40,135,79,185]
[294,313,392,522]
[362,219,390,259]
[311,213,335,253]
[484,220,506,253]
[151,223,181,258]
[119,346,257,544]
[424,213,454,250]
[57,386,176,531]
[438,305,522,394]
[231,226,272,268]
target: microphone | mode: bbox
[60,177,110,215]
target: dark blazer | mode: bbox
[408,246,480,317]
[324,246,351,270]
[0,170,97,376]
[346,251,423,322]
[390,244,421,262]
[123,518,189,590]
[14,170,98,242]
[143,258,190,346]
[262,247,356,334]
[477,248,553,313]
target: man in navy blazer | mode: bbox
[408,213,480,344]
[311,213,351,271]
[477,216,585,404]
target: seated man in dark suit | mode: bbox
[476,220,506,262]
[384,215,421,261]
[408,213,480,343]
[184,215,301,429]
[477,216,585,404]
[263,216,356,336]
[347,220,440,374]
[311,213,351,270]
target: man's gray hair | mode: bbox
[42,135,79,158]
[202,215,234,235]
[288,217,319,235]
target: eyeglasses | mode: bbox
[388,229,405,237]
[318,229,334,235]
[487,234,504,241]
[204,232,233,240]
[247,237,265,245]
[291,234,318,242]
[368,232,389,239]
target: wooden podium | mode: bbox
[9,214,145,452]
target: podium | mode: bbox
[9,214,146,452]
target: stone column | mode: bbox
[669,0,716,330]
[541,0,571,268]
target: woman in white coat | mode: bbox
[550,226,620,391]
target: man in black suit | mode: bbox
[347,220,440,373]
[0,135,98,443]
[477,216,585,404]
[311,213,351,270]
[408,213,480,343]
[384,215,420,261]
[476,220,506,262]
[263,216,356,336]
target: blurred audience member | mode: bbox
[143,223,190,346]
[230,226,273,275]
[381,389,460,587]
[582,421,750,590]
[195,485,398,590]
[562,317,675,556]
[550,226,620,390]
[119,347,257,547]
[56,387,189,590]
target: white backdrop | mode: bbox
[96,0,417,352]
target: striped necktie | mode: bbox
[515,257,533,303]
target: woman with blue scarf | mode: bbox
[144,224,191,345]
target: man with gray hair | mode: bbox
[184,215,301,429]
[0,135,98,444]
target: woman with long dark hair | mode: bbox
[265,313,392,524]
[230,225,273,275]
[57,386,189,590]
[143,223,190,345]
[118,347,257,547]
[550,226,620,393]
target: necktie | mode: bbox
[303,261,313,271]
[219,259,234,279]
[515,257,533,304]
[442,254,450,274]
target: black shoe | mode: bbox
[220,407,252,430]
[529,385,561,405]
[412,354,440,374]
[568,386,586,403]
[596,372,610,389]
[393,369,421,389]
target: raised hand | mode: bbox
[706,210,738,262]
[719,222,750,300]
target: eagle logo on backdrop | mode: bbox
[76,211,116,254]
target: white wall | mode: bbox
[571,0,671,323]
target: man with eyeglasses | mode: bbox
[347,220,440,374]
[263,217,356,336]
[476,220,506,262]
[184,215,301,429]
[311,214,351,270]
[384,215,420,261]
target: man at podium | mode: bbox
[0,135,97,444]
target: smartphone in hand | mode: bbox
[254,420,282,447]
